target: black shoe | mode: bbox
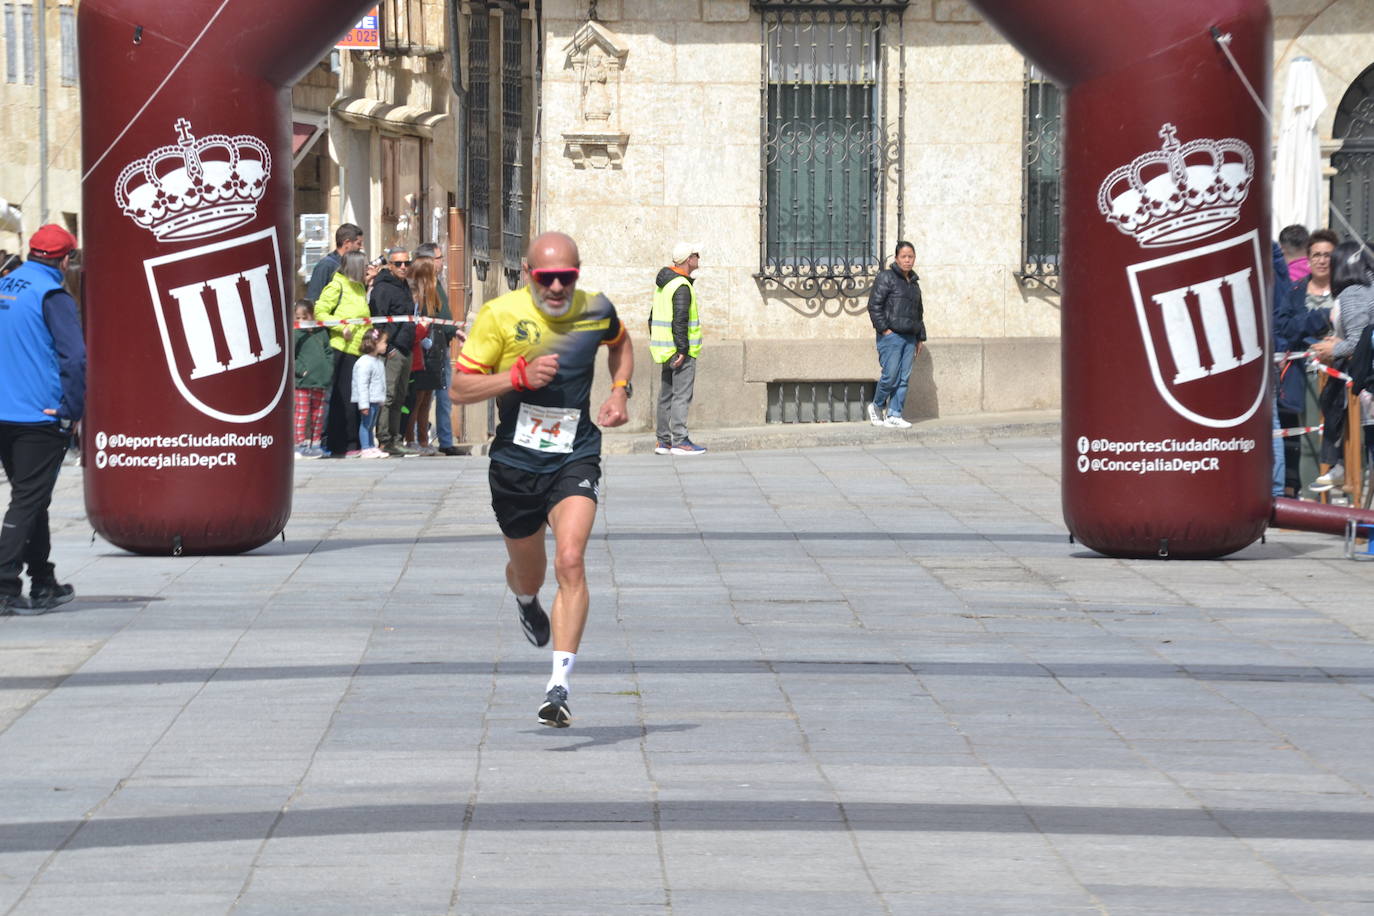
[438,446,469,456]
[538,685,572,728]
[1,593,33,615]
[517,596,550,647]
[27,582,74,613]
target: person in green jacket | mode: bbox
[292,300,335,459]
[314,251,372,456]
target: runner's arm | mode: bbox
[451,353,560,404]
[450,367,516,404]
[596,328,634,428]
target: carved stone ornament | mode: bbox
[562,20,630,169]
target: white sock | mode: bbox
[515,593,536,606]
[547,651,576,692]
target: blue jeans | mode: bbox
[873,332,917,418]
[359,403,381,449]
[434,360,453,448]
[1271,398,1284,499]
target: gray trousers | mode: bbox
[381,349,411,446]
[656,356,697,445]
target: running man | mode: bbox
[450,232,633,727]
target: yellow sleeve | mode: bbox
[455,302,505,374]
[313,277,342,320]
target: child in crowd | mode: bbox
[352,328,388,459]
[292,299,334,458]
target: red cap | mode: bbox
[29,224,77,259]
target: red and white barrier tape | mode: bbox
[1274,423,1324,439]
[1275,350,1312,365]
[293,315,466,330]
[1307,355,1354,386]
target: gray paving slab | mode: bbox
[3,428,1374,913]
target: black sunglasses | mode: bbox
[390,259,411,267]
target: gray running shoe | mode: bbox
[538,685,572,728]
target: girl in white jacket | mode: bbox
[352,329,389,458]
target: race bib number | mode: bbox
[513,403,580,454]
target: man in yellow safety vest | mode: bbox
[649,242,704,455]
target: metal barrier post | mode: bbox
[1346,384,1364,506]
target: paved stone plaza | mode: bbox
[2,426,1373,914]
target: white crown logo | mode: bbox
[115,119,272,242]
[1097,123,1254,248]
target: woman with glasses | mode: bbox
[1276,230,1338,494]
[1297,229,1338,312]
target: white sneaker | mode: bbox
[866,402,884,426]
[1313,464,1345,489]
[883,415,912,429]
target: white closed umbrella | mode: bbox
[1272,57,1328,236]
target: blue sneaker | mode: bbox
[670,440,707,456]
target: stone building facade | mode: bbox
[4,0,1374,439]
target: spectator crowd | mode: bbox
[1271,223,1374,501]
[296,225,466,459]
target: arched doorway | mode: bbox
[1331,63,1374,240]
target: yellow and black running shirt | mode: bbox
[457,286,625,473]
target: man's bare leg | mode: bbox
[504,528,550,647]
[546,494,597,652]
[534,494,596,727]
[504,530,547,598]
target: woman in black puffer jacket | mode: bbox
[865,241,925,428]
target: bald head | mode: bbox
[527,232,580,271]
[525,232,581,317]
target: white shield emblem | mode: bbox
[142,227,289,423]
[1125,230,1269,428]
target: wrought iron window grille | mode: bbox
[756,3,906,305]
[467,6,492,280]
[1017,64,1063,292]
[500,8,527,290]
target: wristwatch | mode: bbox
[611,378,633,398]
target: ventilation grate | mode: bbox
[766,381,877,424]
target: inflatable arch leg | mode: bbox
[79,1,375,554]
[966,0,1277,558]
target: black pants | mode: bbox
[325,352,360,455]
[0,422,68,598]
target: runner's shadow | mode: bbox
[537,722,698,752]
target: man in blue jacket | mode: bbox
[0,224,86,614]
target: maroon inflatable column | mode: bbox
[79,0,373,554]
[967,0,1273,558]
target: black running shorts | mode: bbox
[489,456,602,539]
